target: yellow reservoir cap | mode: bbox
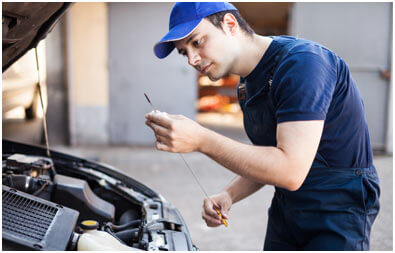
[81,220,99,230]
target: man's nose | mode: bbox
[188,51,201,66]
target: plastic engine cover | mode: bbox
[53,174,115,223]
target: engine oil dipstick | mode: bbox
[144,93,228,227]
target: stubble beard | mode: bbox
[207,63,232,81]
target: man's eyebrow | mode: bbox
[186,33,198,45]
[176,33,198,54]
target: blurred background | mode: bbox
[2,2,393,251]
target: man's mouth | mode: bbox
[200,64,212,75]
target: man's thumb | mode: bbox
[221,208,229,219]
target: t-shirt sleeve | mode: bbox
[272,51,337,123]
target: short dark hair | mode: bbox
[205,10,255,36]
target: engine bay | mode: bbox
[2,149,195,251]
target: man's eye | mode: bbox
[193,39,202,47]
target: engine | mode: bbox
[2,153,175,251]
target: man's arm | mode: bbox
[145,112,323,191]
[200,120,323,191]
[225,176,264,204]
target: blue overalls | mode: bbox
[238,39,380,250]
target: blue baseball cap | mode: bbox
[154,2,237,59]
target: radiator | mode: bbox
[2,185,79,250]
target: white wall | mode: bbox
[289,2,392,152]
[108,3,197,145]
[65,3,109,145]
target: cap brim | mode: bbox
[154,18,202,59]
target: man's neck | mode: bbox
[232,34,273,78]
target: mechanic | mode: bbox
[145,2,380,250]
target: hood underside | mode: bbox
[2,2,72,72]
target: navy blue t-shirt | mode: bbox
[242,36,373,168]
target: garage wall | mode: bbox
[46,19,69,145]
[108,3,197,145]
[65,3,109,145]
[289,3,392,152]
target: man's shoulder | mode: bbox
[271,37,338,86]
[284,37,336,60]
[272,36,338,69]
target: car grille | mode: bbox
[2,188,57,242]
[2,185,79,250]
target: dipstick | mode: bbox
[144,93,228,227]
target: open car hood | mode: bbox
[2,2,72,72]
[2,139,196,251]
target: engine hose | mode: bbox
[115,228,140,243]
[50,166,57,180]
[109,219,142,232]
[32,181,49,196]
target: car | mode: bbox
[2,2,196,251]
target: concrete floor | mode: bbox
[52,123,393,251]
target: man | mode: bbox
[146,2,380,250]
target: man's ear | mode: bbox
[222,13,238,35]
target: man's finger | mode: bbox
[203,199,220,219]
[146,120,170,137]
[221,208,229,219]
[202,211,221,227]
[146,112,172,128]
[156,141,170,152]
[206,197,220,211]
[156,134,171,146]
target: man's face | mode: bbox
[174,19,237,81]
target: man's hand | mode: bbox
[202,191,232,227]
[145,111,207,153]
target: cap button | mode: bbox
[80,220,99,230]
